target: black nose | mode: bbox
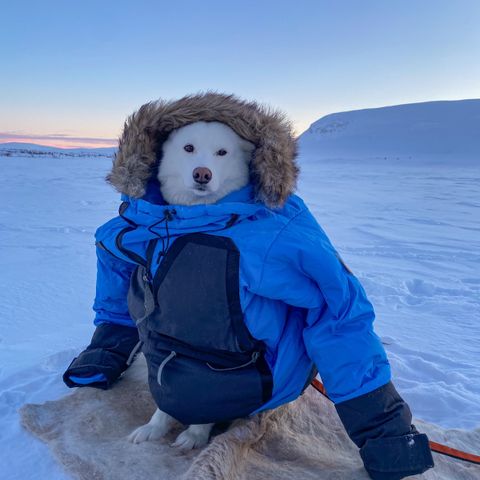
[193,167,212,184]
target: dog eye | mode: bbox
[184,144,194,153]
[217,149,227,156]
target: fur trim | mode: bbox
[107,92,299,207]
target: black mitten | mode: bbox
[335,381,434,479]
[63,323,140,389]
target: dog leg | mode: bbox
[128,408,175,444]
[171,423,214,450]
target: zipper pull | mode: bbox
[142,270,152,284]
[163,208,176,222]
[157,351,176,386]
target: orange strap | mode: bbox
[311,378,328,396]
[310,379,480,466]
[428,441,480,465]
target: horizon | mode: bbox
[2,97,479,150]
[2,0,479,148]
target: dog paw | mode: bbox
[128,423,168,444]
[171,427,210,450]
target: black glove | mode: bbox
[335,381,434,479]
[63,323,140,389]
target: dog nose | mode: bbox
[192,167,212,184]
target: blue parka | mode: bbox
[92,182,391,410]
[63,93,433,480]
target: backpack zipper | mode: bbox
[206,351,260,371]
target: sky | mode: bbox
[1,0,479,148]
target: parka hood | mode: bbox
[107,92,299,208]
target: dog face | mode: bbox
[158,121,255,205]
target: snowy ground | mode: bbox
[0,152,479,479]
[298,154,480,430]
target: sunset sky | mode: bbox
[1,0,479,148]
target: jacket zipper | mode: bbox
[96,240,124,261]
[115,226,147,266]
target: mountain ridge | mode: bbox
[299,99,480,159]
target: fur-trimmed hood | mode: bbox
[107,92,299,207]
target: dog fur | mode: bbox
[107,92,299,208]
[157,121,255,205]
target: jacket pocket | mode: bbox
[145,333,272,425]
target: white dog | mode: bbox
[128,121,255,449]
[156,121,255,206]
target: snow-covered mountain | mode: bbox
[298,99,480,160]
[0,142,116,158]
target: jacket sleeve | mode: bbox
[63,244,140,389]
[335,382,434,480]
[255,205,433,479]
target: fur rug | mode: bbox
[20,356,479,480]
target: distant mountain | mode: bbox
[298,99,480,160]
[0,142,116,158]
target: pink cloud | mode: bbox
[0,132,118,149]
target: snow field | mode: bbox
[0,150,478,478]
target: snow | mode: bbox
[0,155,119,479]
[298,156,480,429]
[1,108,479,477]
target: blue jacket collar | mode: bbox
[120,183,269,233]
